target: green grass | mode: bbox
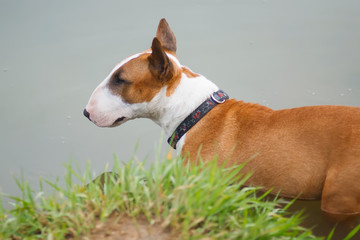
[0,152,336,239]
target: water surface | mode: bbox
[1,0,359,238]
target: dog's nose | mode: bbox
[83,108,90,120]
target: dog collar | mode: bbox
[168,90,229,149]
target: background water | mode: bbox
[1,0,360,237]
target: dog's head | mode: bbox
[84,19,182,127]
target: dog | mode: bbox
[84,18,360,221]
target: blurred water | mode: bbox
[0,0,359,238]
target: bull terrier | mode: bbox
[84,18,360,221]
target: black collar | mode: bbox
[167,90,229,149]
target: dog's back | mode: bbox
[182,101,360,214]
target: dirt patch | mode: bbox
[80,213,178,240]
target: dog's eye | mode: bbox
[113,76,130,85]
[115,77,126,84]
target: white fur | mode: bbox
[166,53,181,68]
[151,73,218,135]
[85,51,218,150]
[85,51,152,127]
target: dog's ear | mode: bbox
[148,37,174,83]
[156,18,177,53]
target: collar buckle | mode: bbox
[211,91,227,104]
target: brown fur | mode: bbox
[108,54,162,103]
[156,18,177,54]
[182,67,200,78]
[108,41,181,104]
[182,100,360,217]
[95,18,360,221]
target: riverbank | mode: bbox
[1,155,358,239]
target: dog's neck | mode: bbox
[149,70,219,143]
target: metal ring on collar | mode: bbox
[211,92,226,104]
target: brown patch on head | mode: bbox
[108,47,182,103]
[182,67,200,78]
[107,33,183,104]
[108,54,164,104]
[164,70,181,97]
